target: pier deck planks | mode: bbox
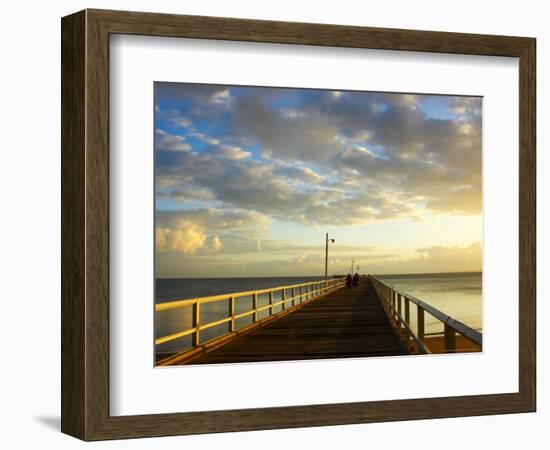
[185,278,405,365]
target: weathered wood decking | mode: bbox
[184,278,406,365]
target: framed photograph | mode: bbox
[61,9,536,440]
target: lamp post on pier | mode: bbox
[324,233,335,281]
[350,257,356,275]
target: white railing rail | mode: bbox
[370,275,482,354]
[156,278,346,347]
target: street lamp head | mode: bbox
[330,239,335,243]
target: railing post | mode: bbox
[392,289,397,322]
[229,296,235,332]
[444,323,456,353]
[157,276,481,355]
[193,302,200,347]
[397,293,402,317]
[417,306,425,342]
[397,293,402,329]
[403,297,411,350]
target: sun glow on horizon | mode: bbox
[154,84,482,278]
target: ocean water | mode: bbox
[156,277,326,303]
[377,272,482,336]
[155,273,482,357]
[155,277,326,356]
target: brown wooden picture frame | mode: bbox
[61,9,536,441]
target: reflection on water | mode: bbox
[155,277,325,356]
[155,273,482,357]
[377,272,482,335]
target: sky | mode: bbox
[154,83,482,278]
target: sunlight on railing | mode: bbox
[370,275,482,354]
[155,278,346,350]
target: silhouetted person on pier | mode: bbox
[352,272,360,288]
[346,273,352,288]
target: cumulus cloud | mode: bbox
[200,235,223,255]
[155,83,231,102]
[155,83,234,117]
[275,162,325,183]
[155,85,481,224]
[156,223,206,254]
[234,94,342,163]
[188,131,220,145]
[155,223,224,256]
[450,96,482,125]
[209,88,233,105]
[171,116,191,128]
[154,83,482,276]
[159,187,215,202]
[156,208,271,255]
[155,129,191,152]
[211,235,222,251]
[155,210,266,261]
[157,208,271,235]
[156,144,421,227]
[210,144,251,160]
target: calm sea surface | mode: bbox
[377,272,482,335]
[155,277,325,355]
[155,273,482,356]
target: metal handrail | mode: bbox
[156,278,346,347]
[369,275,482,354]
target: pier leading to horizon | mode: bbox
[155,276,482,366]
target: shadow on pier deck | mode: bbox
[183,278,406,365]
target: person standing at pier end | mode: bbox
[346,273,352,288]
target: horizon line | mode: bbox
[156,270,482,280]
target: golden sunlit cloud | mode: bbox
[155,84,482,277]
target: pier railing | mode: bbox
[369,275,482,354]
[155,278,346,352]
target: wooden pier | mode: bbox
[156,276,482,366]
[187,278,405,365]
